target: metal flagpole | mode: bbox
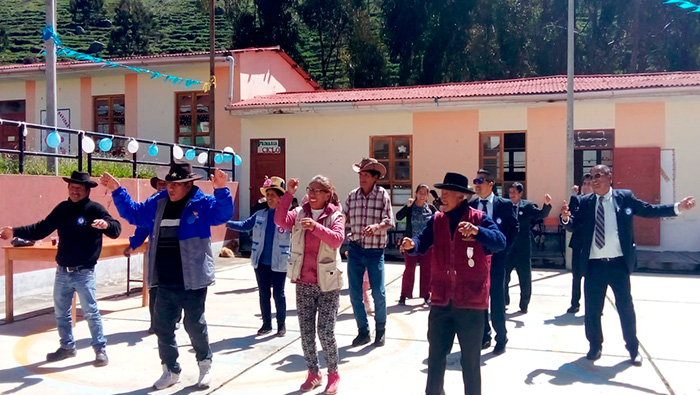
[565,0,575,270]
[46,0,58,174]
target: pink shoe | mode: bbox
[325,371,340,395]
[300,369,322,392]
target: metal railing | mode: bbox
[0,118,237,180]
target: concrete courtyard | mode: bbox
[0,257,698,395]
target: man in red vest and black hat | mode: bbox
[401,172,506,395]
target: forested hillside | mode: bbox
[1,0,699,89]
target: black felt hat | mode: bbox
[164,161,203,183]
[62,171,98,188]
[434,172,475,194]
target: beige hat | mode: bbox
[260,176,286,196]
[352,157,386,178]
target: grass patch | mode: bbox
[0,153,156,178]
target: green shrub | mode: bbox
[0,153,155,178]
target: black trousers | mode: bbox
[584,258,638,355]
[149,286,181,329]
[426,303,485,395]
[254,263,287,327]
[570,251,583,309]
[154,286,212,373]
[483,256,507,345]
[505,253,532,311]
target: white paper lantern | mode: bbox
[197,152,208,164]
[81,135,95,154]
[172,144,184,160]
[223,146,234,154]
[127,139,140,154]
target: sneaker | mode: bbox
[257,324,273,335]
[153,364,180,390]
[300,369,322,392]
[94,349,109,367]
[197,359,212,388]
[324,371,340,395]
[46,347,77,362]
[351,332,371,347]
[398,296,406,306]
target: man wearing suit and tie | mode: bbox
[566,174,593,314]
[470,169,519,355]
[505,182,552,313]
[561,165,695,365]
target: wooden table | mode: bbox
[3,239,148,324]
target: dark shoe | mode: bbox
[566,306,580,314]
[351,332,371,347]
[94,349,109,367]
[46,347,77,362]
[424,297,431,305]
[520,307,528,314]
[586,347,602,361]
[481,339,491,350]
[630,352,643,366]
[374,330,386,347]
[257,324,273,335]
[493,341,507,355]
[277,325,287,337]
[147,326,155,335]
[398,296,406,306]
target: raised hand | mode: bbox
[287,178,299,195]
[210,168,228,189]
[399,237,415,253]
[407,197,415,207]
[571,185,579,195]
[99,172,121,192]
[544,193,552,205]
[679,196,696,211]
[561,201,571,221]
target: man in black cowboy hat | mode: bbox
[400,172,505,395]
[1,171,122,367]
[100,161,233,390]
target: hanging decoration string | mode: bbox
[663,0,700,12]
[41,26,208,89]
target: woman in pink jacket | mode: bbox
[275,175,345,395]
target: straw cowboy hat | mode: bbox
[352,157,387,178]
[260,176,286,196]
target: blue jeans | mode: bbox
[54,267,106,352]
[347,243,386,334]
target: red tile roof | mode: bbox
[0,47,320,89]
[227,72,700,109]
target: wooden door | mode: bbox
[612,147,661,246]
[249,138,286,208]
[0,101,26,150]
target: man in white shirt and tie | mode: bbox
[561,165,695,366]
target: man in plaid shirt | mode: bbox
[344,158,395,348]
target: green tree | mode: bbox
[346,3,391,87]
[0,27,8,53]
[107,0,155,56]
[68,0,105,25]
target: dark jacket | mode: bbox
[563,189,677,273]
[509,200,552,257]
[396,202,437,238]
[13,197,121,267]
[469,196,519,259]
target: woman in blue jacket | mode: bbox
[227,176,291,337]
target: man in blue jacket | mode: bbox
[561,164,695,366]
[100,161,233,390]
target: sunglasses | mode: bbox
[306,187,329,194]
[473,177,492,184]
[592,173,609,179]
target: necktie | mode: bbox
[594,196,606,249]
[480,199,489,217]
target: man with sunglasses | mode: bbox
[561,164,695,366]
[469,169,519,355]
